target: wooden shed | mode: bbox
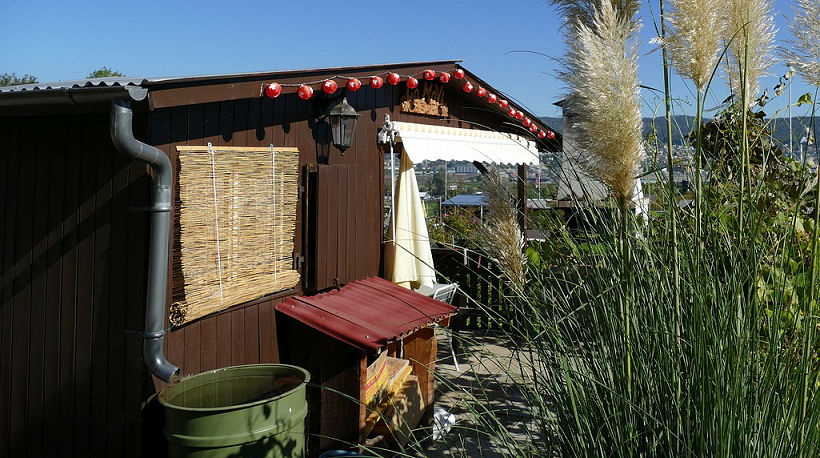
[0,60,560,457]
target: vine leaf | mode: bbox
[797,92,813,106]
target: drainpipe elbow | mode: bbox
[110,98,173,188]
[110,97,179,383]
[145,336,179,383]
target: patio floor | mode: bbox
[420,327,543,457]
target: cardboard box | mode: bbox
[373,374,426,447]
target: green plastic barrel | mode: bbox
[158,364,310,458]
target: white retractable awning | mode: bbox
[386,121,539,165]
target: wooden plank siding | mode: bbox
[0,112,151,458]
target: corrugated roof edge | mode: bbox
[0,77,147,93]
[0,60,464,95]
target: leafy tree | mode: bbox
[696,105,785,181]
[688,103,819,341]
[0,73,37,86]
[87,67,124,78]
[431,167,446,197]
[427,206,481,249]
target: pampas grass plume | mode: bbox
[549,0,642,29]
[562,1,644,200]
[663,0,727,89]
[725,0,776,101]
[480,168,526,291]
[782,0,820,86]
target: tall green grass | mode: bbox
[414,167,820,456]
[520,200,820,455]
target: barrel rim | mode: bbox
[158,363,311,413]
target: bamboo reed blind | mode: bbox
[171,145,300,325]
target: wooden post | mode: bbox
[517,163,527,241]
[358,352,368,445]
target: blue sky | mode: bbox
[1,0,815,118]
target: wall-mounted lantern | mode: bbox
[325,97,359,153]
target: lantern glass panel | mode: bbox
[330,115,342,148]
[327,97,359,153]
[338,116,357,151]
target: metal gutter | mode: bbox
[0,85,147,107]
[110,98,179,383]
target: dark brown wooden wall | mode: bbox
[0,111,155,458]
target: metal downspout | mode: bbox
[110,98,179,382]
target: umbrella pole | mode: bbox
[390,140,396,247]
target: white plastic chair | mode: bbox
[415,283,460,371]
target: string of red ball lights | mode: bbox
[260,68,557,141]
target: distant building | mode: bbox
[440,194,489,208]
[440,193,489,219]
[553,99,609,200]
[453,163,478,174]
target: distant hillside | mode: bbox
[767,117,819,151]
[540,115,695,145]
[538,117,563,132]
[540,115,819,149]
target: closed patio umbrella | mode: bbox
[384,152,436,289]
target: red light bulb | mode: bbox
[264,82,282,99]
[547,130,556,140]
[487,93,497,103]
[538,130,546,139]
[297,85,313,100]
[508,108,517,117]
[523,118,532,127]
[406,77,419,89]
[439,72,451,83]
[476,87,487,98]
[322,79,338,94]
[499,99,509,108]
[387,73,401,85]
[463,82,474,93]
[347,78,362,91]
[423,69,436,80]
[453,68,465,79]
[370,76,384,89]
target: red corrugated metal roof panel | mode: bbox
[275,277,458,352]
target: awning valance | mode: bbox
[275,277,457,352]
[385,121,539,165]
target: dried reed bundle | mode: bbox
[725,0,776,102]
[562,0,644,200]
[479,168,526,292]
[661,0,727,89]
[781,0,820,86]
[171,148,300,325]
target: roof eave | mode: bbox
[455,64,562,145]
[0,85,148,107]
[142,59,464,87]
